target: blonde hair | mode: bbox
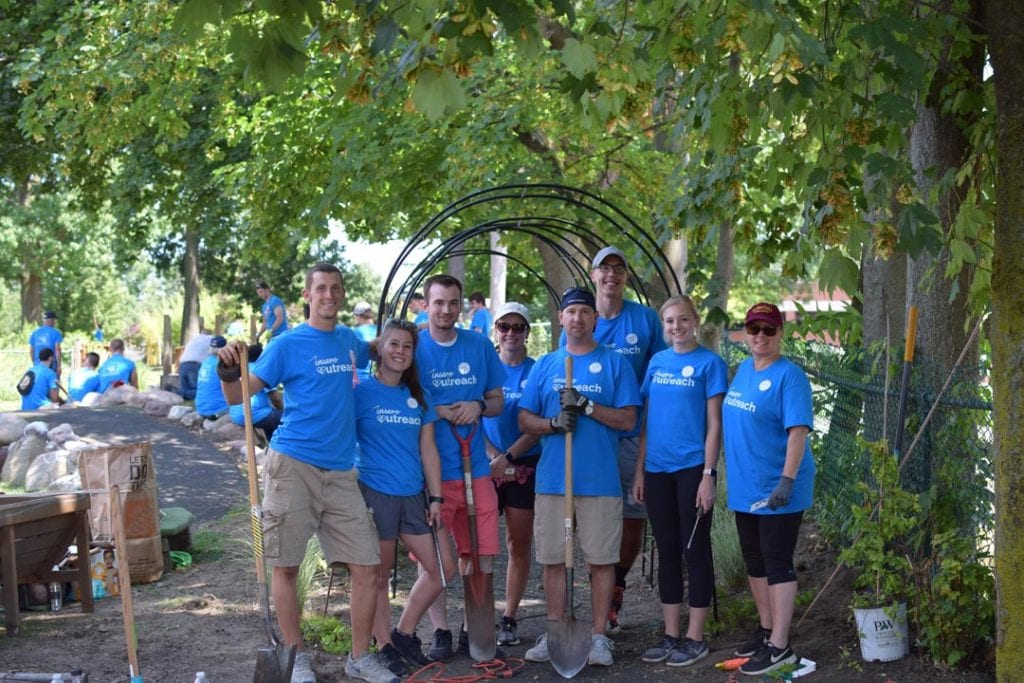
[659,295,700,320]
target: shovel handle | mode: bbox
[111,485,141,681]
[564,355,574,570]
[239,346,268,586]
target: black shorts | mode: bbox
[496,466,537,511]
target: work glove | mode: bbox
[767,475,795,510]
[216,343,263,382]
[550,408,578,433]
[558,387,590,413]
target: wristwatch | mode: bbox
[503,451,515,463]
[428,495,445,504]
[476,399,487,413]
[703,467,718,478]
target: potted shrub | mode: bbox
[838,438,919,662]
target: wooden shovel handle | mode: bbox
[111,484,141,681]
[239,346,268,588]
[564,354,574,570]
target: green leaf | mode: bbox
[897,202,942,258]
[411,69,465,121]
[561,39,598,79]
[371,16,400,56]
[949,238,976,265]
[173,0,222,39]
[819,250,859,296]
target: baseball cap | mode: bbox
[560,287,596,311]
[353,301,373,317]
[494,302,531,325]
[744,302,784,328]
[592,246,627,268]
[43,311,58,320]
[209,336,228,349]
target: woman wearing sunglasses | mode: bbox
[353,319,454,676]
[722,302,816,676]
[482,302,541,648]
[632,295,727,668]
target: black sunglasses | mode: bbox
[745,324,778,337]
[495,321,528,333]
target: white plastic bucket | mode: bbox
[854,603,910,662]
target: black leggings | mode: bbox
[645,466,713,607]
[734,511,804,585]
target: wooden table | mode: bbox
[0,492,95,635]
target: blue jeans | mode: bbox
[179,361,200,400]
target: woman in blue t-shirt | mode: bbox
[632,295,727,668]
[354,319,454,676]
[721,302,815,676]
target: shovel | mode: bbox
[240,347,297,683]
[451,422,496,662]
[110,485,143,683]
[547,355,592,679]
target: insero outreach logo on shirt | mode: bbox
[458,362,470,374]
[759,380,773,391]
[311,355,352,375]
[375,405,421,425]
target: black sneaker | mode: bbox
[734,625,771,657]
[391,627,429,667]
[379,643,410,677]
[497,616,520,646]
[427,628,453,662]
[458,626,469,652]
[641,634,681,663]
[740,642,797,675]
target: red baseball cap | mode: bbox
[744,302,784,328]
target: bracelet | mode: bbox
[476,399,487,413]
[428,495,444,504]
[703,467,718,478]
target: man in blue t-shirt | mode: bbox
[217,263,395,683]
[255,281,290,341]
[195,336,230,419]
[468,292,493,340]
[414,274,504,662]
[29,310,64,379]
[68,352,101,401]
[351,301,378,383]
[409,292,429,329]
[96,339,138,393]
[519,286,641,667]
[19,347,60,410]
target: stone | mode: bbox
[98,384,138,406]
[79,392,102,407]
[47,472,82,492]
[47,423,77,444]
[0,414,28,445]
[145,388,184,405]
[179,411,203,428]
[1,434,47,487]
[127,391,149,408]
[167,405,191,421]
[24,421,49,438]
[143,398,174,416]
[24,449,75,491]
[203,414,233,431]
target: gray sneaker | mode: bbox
[524,633,549,662]
[345,652,400,683]
[588,633,614,666]
[666,638,709,667]
[291,651,315,683]
[641,634,681,663]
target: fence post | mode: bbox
[215,314,224,335]
[162,315,173,376]
[250,315,258,343]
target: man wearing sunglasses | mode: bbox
[568,245,666,634]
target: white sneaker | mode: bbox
[524,633,550,662]
[345,652,400,683]
[588,633,614,666]
[291,651,315,683]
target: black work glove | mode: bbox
[216,344,263,383]
[768,475,795,509]
[550,409,578,433]
[558,387,590,413]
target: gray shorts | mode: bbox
[618,436,647,519]
[359,482,431,540]
[260,449,380,567]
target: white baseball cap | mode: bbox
[494,301,531,325]
[592,246,627,268]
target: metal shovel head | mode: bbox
[548,617,592,679]
[462,571,496,662]
[253,643,295,683]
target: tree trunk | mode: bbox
[15,178,42,325]
[489,231,507,311]
[180,227,201,345]
[700,218,734,352]
[986,1,1024,678]
[533,235,576,351]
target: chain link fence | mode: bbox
[722,339,994,549]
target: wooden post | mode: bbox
[215,314,224,335]
[250,315,258,343]
[162,315,172,376]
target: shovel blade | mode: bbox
[253,644,296,683]
[462,571,496,662]
[548,617,592,679]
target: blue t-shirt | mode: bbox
[93,328,104,342]
[641,346,728,473]
[353,323,378,382]
[97,354,136,393]
[262,294,290,338]
[195,355,229,415]
[229,388,275,426]
[21,362,58,410]
[482,357,541,466]
[354,377,438,496]
[560,300,665,436]
[722,357,816,514]
[519,346,642,496]
[415,328,506,481]
[414,311,428,326]
[470,307,493,338]
[251,323,370,469]
[29,327,64,363]
[68,367,100,401]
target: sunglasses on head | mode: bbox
[495,321,528,333]
[383,318,418,333]
[745,324,778,337]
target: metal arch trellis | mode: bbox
[375,183,683,324]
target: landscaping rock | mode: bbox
[47,423,77,444]
[127,391,149,408]
[24,449,76,491]
[1,434,47,487]
[203,414,233,431]
[24,421,50,438]
[79,392,102,407]
[0,414,28,444]
[179,411,203,428]
[97,384,138,406]
[144,397,175,416]
[167,405,191,421]
[47,472,82,492]
[146,388,184,405]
